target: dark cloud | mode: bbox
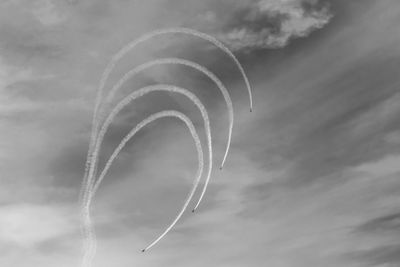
[355,212,400,234]
[347,245,400,266]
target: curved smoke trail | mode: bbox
[83,110,204,264]
[95,27,252,126]
[103,57,233,169]
[89,85,212,241]
[89,111,204,252]
[81,27,253,225]
[80,27,253,267]
[85,85,211,200]
[92,86,212,197]
[82,85,212,265]
[100,57,233,213]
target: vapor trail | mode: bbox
[93,85,213,197]
[85,27,252,188]
[82,85,212,264]
[101,58,234,213]
[88,111,204,253]
[86,84,211,198]
[95,27,252,121]
[140,115,202,251]
[81,206,96,267]
[82,27,252,221]
[103,57,233,170]
[80,27,253,266]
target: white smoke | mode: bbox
[79,27,253,267]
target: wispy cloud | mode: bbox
[202,0,333,51]
[0,203,77,247]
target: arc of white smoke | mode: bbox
[96,27,252,122]
[102,57,234,212]
[88,111,204,253]
[82,85,212,263]
[80,27,253,266]
[83,26,252,198]
[103,57,233,169]
[83,111,204,265]
[81,85,212,265]
[85,84,211,199]
[82,27,252,219]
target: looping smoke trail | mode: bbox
[100,58,233,212]
[96,27,252,120]
[81,27,252,223]
[82,85,212,266]
[84,27,252,193]
[92,86,211,198]
[84,110,204,263]
[80,27,223,219]
[80,27,253,267]
[103,57,233,169]
[89,111,204,252]
[86,85,211,198]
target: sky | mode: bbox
[1,0,400,266]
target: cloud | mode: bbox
[212,0,333,51]
[31,0,66,26]
[1,0,66,26]
[0,203,76,247]
[0,58,59,115]
[355,212,400,234]
[354,154,400,177]
[346,244,400,266]
[0,58,36,90]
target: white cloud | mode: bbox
[31,0,65,26]
[0,59,35,90]
[349,92,400,137]
[1,0,66,26]
[354,154,400,177]
[217,0,332,50]
[0,203,77,247]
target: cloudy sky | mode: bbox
[1,0,400,266]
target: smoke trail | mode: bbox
[86,84,211,199]
[93,85,213,196]
[140,114,202,251]
[88,111,204,252]
[82,85,212,265]
[85,84,212,208]
[95,27,252,124]
[81,206,96,267]
[83,110,204,264]
[80,27,253,266]
[103,57,233,169]
[100,57,234,212]
[84,28,253,196]
[81,28,252,238]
